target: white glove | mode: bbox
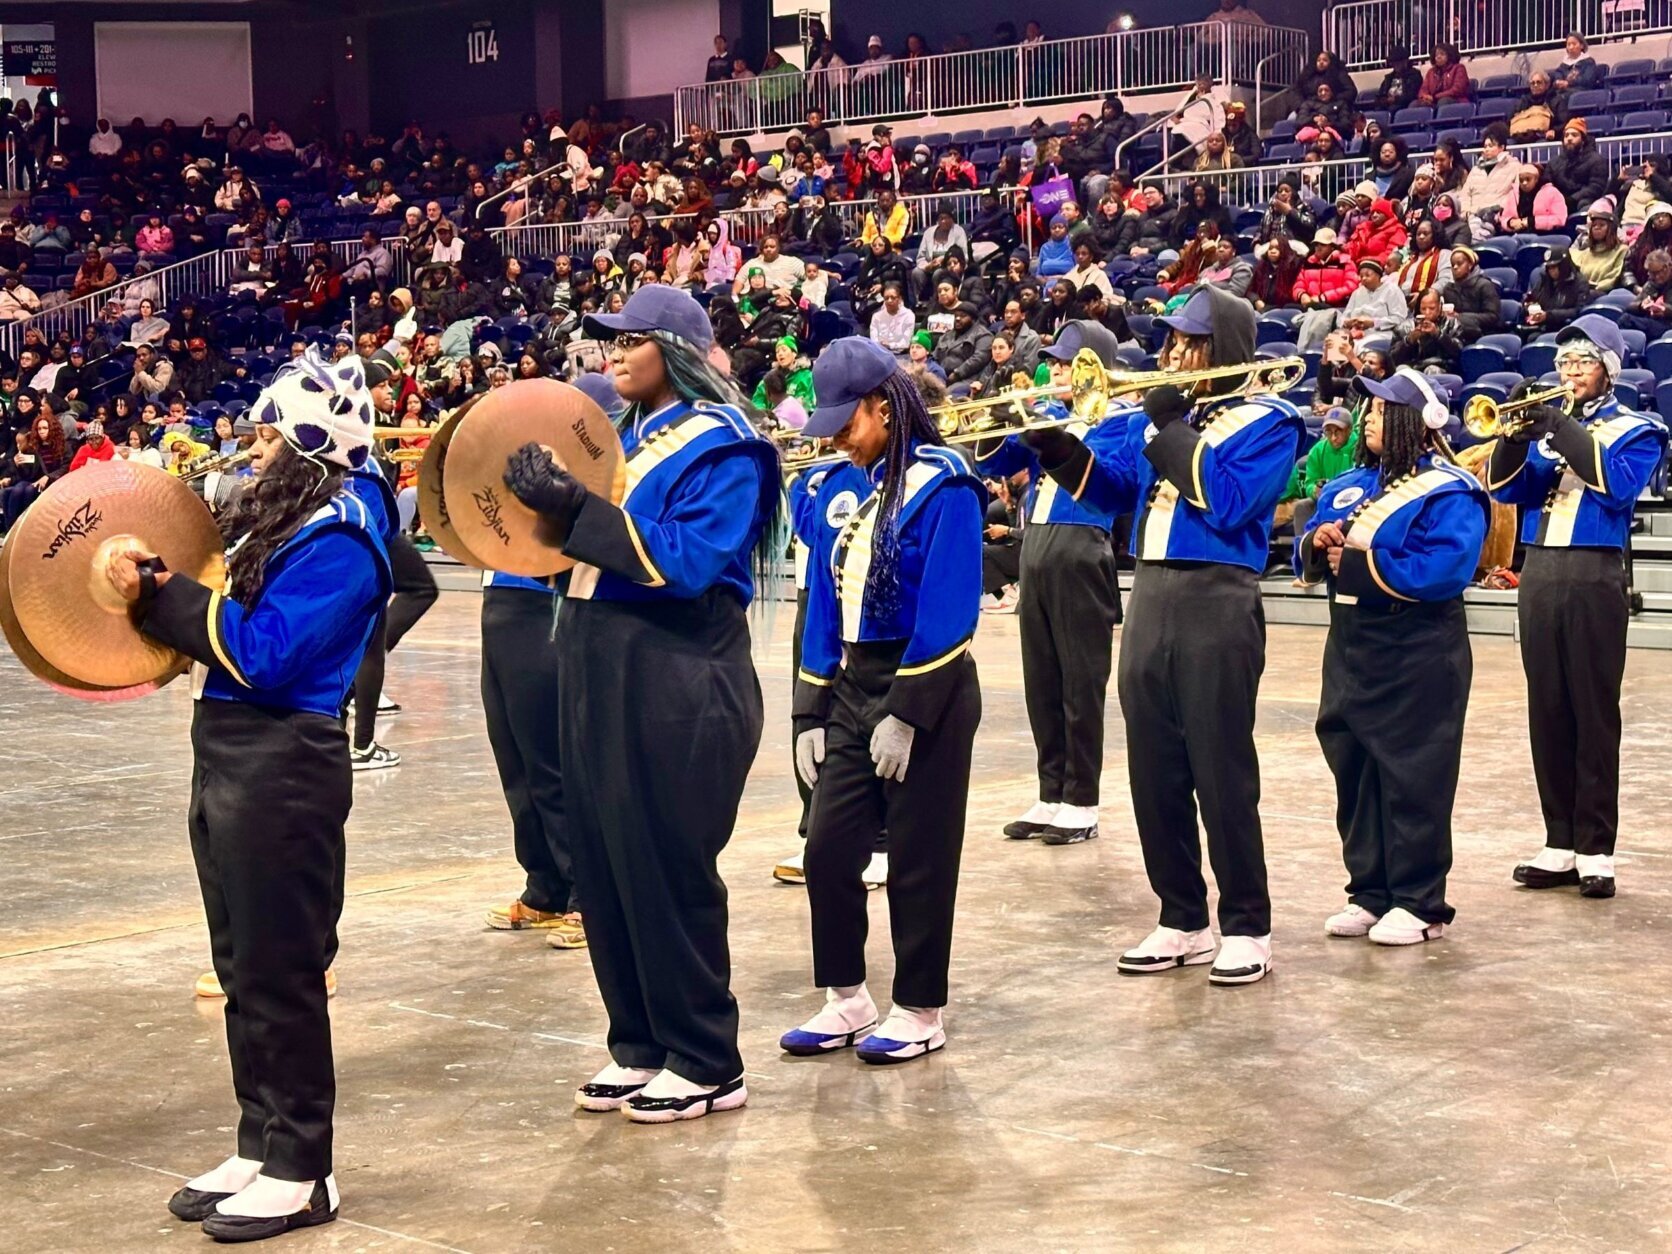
[391,312,418,344]
[795,726,826,789]
[869,715,916,783]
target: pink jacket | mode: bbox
[136,224,174,253]
[1499,182,1568,232]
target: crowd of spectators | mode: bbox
[4,22,1672,564]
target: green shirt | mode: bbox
[1301,428,1359,499]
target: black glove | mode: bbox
[1506,377,1544,404]
[1021,425,1078,467]
[1506,404,1564,445]
[1144,384,1190,431]
[503,442,588,524]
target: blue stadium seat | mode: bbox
[1478,370,1528,393]
[1483,266,1520,297]
[1619,327,1648,363]
[1361,110,1391,129]
[1611,83,1657,108]
[1436,128,1476,147]
[1460,333,1523,381]
[1568,88,1612,114]
[1435,101,1474,123]
[1474,98,1513,121]
[1269,118,1299,140]
[1657,378,1672,416]
[1266,142,1304,162]
[982,126,1014,142]
[1621,110,1668,133]
[1429,373,1464,401]
[1480,73,1521,96]
[1498,299,1522,327]
[1645,336,1672,379]
[1613,58,1656,82]
[1617,369,1655,407]
[1586,114,1621,137]
[1520,339,1559,378]
[1391,106,1434,130]
[950,129,984,146]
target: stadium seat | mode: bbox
[1483,266,1521,297]
[1617,369,1655,407]
[1621,110,1668,133]
[1266,142,1304,162]
[1391,106,1434,130]
[1645,336,1672,379]
[1611,83,1657,108]
[1474,98,1513,121]
[1520,338,1559,378]
[1460,333,1523,382]
[1429,373,1464,401]
[1657,378,1672,416]
[1568,88,1612,114]
[1613,58,1656,82]
[1620,327,1649,363]
[1435,101,1474,123]
[1498,299,1522,327]
[1269,119,1299,141]
[1480,73,1522,95]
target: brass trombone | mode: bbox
[1461,384,1573,440]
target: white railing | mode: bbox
[1326,0,1672,71]
[675,23,1311,137]
[1149,127,1672,207]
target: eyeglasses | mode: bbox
[610,332,654,353]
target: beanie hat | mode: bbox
[1587,197,1616,219]
[1564,117,1588,137]
[912,329,934,350]
[254,348,375,471]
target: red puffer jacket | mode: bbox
[1347,199,1409,265]
[1293,249,1360,305]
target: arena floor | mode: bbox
[4,593,1672,1252]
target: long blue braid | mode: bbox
[863,369,947,621]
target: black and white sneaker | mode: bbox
[1041,806,1100,846]
[623,1075,748,1123]
[1003,801,1059,840]
[377,694,401,714]
[1118,925,1216,974]
[575,1064,658,1112]
[350,743,401,771]
[1513,847,1579,889]
[200,1178,338,1243]
[1577,853,1616,898]
[1208,934,1273,986]
[168,1185,236,1223]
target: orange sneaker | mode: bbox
[545,913,588,949]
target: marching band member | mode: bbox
[1028,287,1306,984]
[975,320,1123,846]
[1487,315,1669,898]
[502,286,781,1122]
[782,337,983,1064]
[104,356,391,1240]
[1299,368,1489,944]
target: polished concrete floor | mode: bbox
[4,593,1672,1252]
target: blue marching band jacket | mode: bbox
[1486,394,1669,550]
[975,402,1119,531]
[1299,454,1491,606]
[141,490,394,718]
[560,398,780,605]
[793,442,985,731]
[1045,393,1307,571]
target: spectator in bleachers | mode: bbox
[1196,236,1253,297]
[1257,181,1315,244]
[0,223,28,277]
[1546,118,1607,215]
[1628,203,1672,283]
[870,284,916,355]
[998,299,1045,373]
[1295,81,1354,137]
[1348,118,1386,159]
[1502,163,1570,235]
[1520,243,1594,336]
[177,335,234,402]
[1368,137,1415,201]
[935,301,993,388]
[1170,182,1233,249]
[1062,112,1118,202]
[1617,247,1672,339]
[911,207,971,303]
[1158,219,1224,293]
[1347,198,1407,266]
[1170,75,1227,153]
[1305,124,1346,162]
[1552,32,1601,92]
[1442,246,1502,341]
[1,412,66,532]
[0,272,42,322]
[1294,226,1359,322]
[859,188,910,248]
[71,249,118,299]
[1459,124,1522,241]
[934,147,979,195]
[1614,155,1672,234]
[67,419,115,472]
[1249,236,1304,311]
[1299,251,1399,350]
[1416,42,1470,106]
[1431,138,1467,195]
[343,228,394,298]
[135,213,174,256]
[969,329,1025,398]
[1065,238,1116,302]
[89,118,122,162]
[129,343,175,398]
[127,298,169,348]
[1392,288,1463,371]
[852,236,910,323]
[214,165,259,212]
[1573,199,1627,292]
[1193,131,1243,174]
[1037,215,1076,279]
[1370,45,1423,113]
[901,144,935,196]
[1032,278,1076,340]
[1510,70,1569,143]
[1294,50,1358,112]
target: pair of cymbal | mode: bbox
[419,378,627,576]
[0,462,224,699]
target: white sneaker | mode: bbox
[994,585,1019,613]
[772,849,806,884]
[351,742,401,771]
[861,850,888,890]
[1325,904,1381,937]
[1117,925,1216,975]
[574,1062,658,1112]
[1209,934,1273,985]
[856,1005,946,1065]
[979,593,1001,611]
[1367,907,1445,946]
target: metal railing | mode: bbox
[675,23,1312,137]
[1326,0,1672,71]
[1147,126,1672,207]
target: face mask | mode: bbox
[1433,204,1452,222]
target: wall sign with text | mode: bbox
[466,20,499,65]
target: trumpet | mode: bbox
[181,449,254,482]
[1461,385,1573,440]
[772,431,848,475]
[930,349,1307,443]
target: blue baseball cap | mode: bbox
[582,285,714,352]
[805,337,899,437]
[1556,312,1626,364]
[1157,287,1214,337]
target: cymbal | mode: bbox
[441,377,626,577]
[0,526,185,701]
[7,461,225,689]
[416,397,487,570]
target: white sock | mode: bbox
[214,1173,334,1219]
[187,1155,262,1194]
[589,1062,658,1087]
[876,1003,943,1043]
[640,1068,739,1099]
[1530,846,1576,872]
[800,983,877,1033]
[1052,803,1098,828]
[1576,853,1615,878]
[1019,799,1059,824]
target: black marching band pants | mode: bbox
[1518,547,1630,856]
[1017,523,1121,807]
[792,587,813,839]
[481,587,577,914]
[189,700,352,1181]
[1119,562,1271,937]
[556,590,761,1086]
[804,643,981,1008]
[1317,599,1470,924]
[351,534,439,749]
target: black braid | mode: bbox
[219,444,344,603]
[1355,401,1432,484]
[864,370,946,619]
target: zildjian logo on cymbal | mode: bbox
[41,501,102,561]
[471,485,512,546]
